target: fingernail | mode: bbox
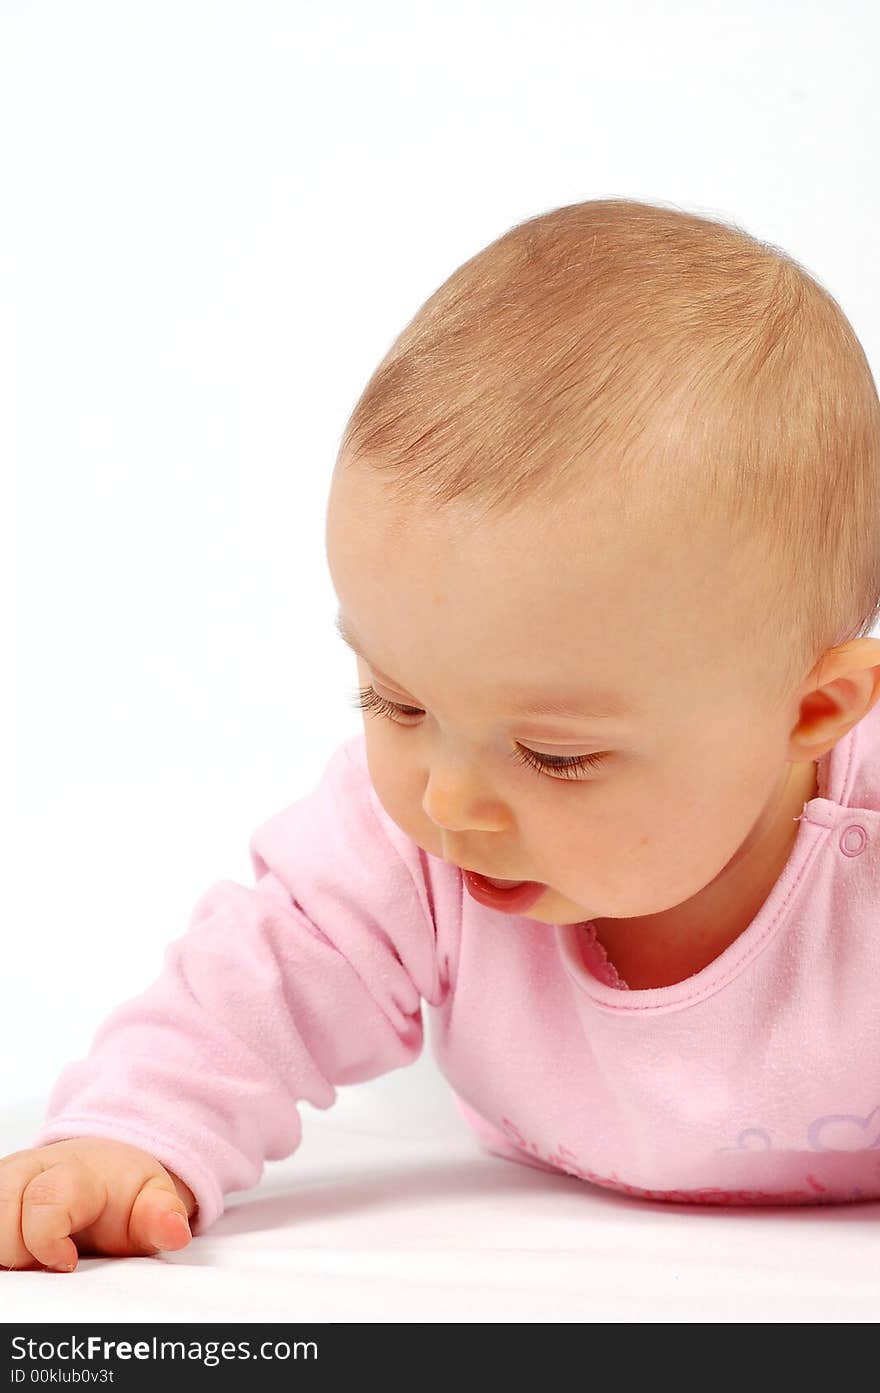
[155,1213,189,1250]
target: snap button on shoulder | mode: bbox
[839,824,868,857]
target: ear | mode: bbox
[788,638,880,761]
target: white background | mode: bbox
[1,0,879,1320]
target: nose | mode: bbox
[421,757,509,833]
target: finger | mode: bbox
[0,1156,45,1271]
[20,1158,108,1272]
[128,1177,192,1255]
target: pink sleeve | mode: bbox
[30,738,448,1235]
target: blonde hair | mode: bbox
[336,198,880,706]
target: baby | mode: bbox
[5,197,880,1275]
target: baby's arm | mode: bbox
[4,740,447,1269]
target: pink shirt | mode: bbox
[32,705,880,1231]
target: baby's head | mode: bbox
[325,198,880,930]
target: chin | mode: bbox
[527,887,595,926]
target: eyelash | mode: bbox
[348,685,609,781]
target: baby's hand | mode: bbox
[0,1137,196,1273]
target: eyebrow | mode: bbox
[333,611,631,721]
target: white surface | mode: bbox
[5,1048,880,1324]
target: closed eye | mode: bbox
[348,685,609,781]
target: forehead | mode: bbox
[328,488,648,725]
[334,609,634,721]
[326,458,753,706]
[329,459,665,626]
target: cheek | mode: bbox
[542,763,757,917]
[600,770,772,913]
[360,717,425,833]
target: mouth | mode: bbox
[459,868,547,915]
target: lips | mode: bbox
[462,870,546,915]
